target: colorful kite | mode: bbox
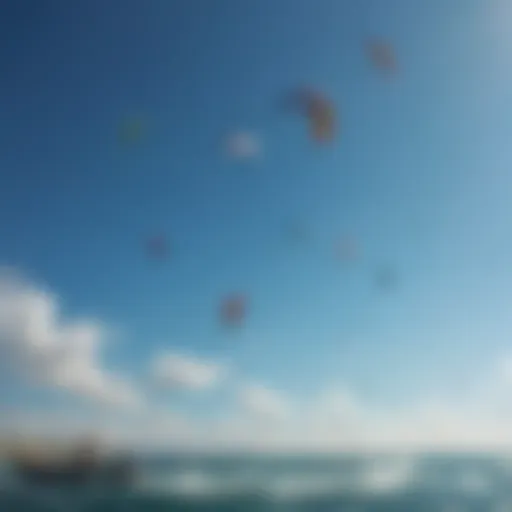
[285,88,337,143]
[146,235,169,260]
[119,116,147,146]
[285,220,312,246]
[366,40,398,74]
[220,293,248,327]
[334,236,359,262]
[374,265,397,291]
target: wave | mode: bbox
[2,454,512,508]
[132,453,511,502]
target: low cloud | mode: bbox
[150,351,226,391]
[5,367,512,453]
[0,268,141,409]
[3,268,512,453]
[238,383,290,420]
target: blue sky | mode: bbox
[2,0,512,450]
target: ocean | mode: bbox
[1,453,511,511]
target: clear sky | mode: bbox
[2,0,512,451]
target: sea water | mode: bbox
[1,453,511,511]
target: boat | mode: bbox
[9,437,135,488]
[13,455,135,487]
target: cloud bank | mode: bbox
[1,266,512,453]
[0,269,141,409]
[238,384,290,420]
[150,351,226,391]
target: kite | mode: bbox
[284,88,337,143]
[220,293,248,327]
[374,265,398,291]
[366,40,398,74]
[145,235,169,260]
[285,220,311,246]
[334,236,359,262]
[119,116,147,146]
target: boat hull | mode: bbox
[15,463,95,486]
[13,458,134,488]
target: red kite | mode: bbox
[220,293,248,326]
[285,88,337,143]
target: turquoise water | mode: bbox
[1,454,512,511]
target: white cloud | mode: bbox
[238,384,290,420]
[311,386,360,419]
[4,264,512,453]
[216,365,512,453]
[6,361,512,454]
[0,268,141,409]
[151,351,226,391]
[225,131,261,159]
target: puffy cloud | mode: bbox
[220,365,512,453]
[311,387,360,419]
[3,265,512,453]
[151,351,226,391]
[238,384,290,420]
[6,363,512,453]
[0,268,141,409]
[225,132,261,159]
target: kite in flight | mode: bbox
[334,236,359,262]
[374,265,398,291]
[145,235,169,260]
[285,219,311,246]
[284,88,337,143]
[219,293,248,327]
[119,116,147,146]
[366,40,398,74]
